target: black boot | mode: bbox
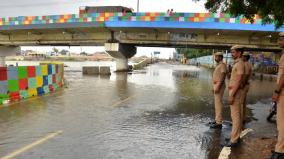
[225,137,242,143]
[221,138,242,147]
[208,121,216,125]
[270,151,284,159]
[210,123,222,129]
[222,141,239,147]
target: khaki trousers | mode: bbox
[230,90,243,143]
[276,94,284,153]
[214,85,225,124]
[240,85,250,122]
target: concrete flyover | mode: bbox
[0,12,283,70]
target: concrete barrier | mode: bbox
[82,66,111,75]
[82,66,99,75]
[0,63,64,105]
[252,73,277,81]
[100,66,111,75]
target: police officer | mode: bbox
[210,52,227,129]
[225,45,245,147]
[271,32,284,159]
[241,52,253,124]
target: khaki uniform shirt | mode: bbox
[277,52,284,95]
[244,61,253,84]
[228,58,245,96]
[212,62,227,91]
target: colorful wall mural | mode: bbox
[0,63,64,105]
[0,12,265,27]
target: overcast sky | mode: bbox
[1,0,207,58]
[0,0,207,17]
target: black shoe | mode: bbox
[222,141,239,147]
[270,151,284,159]
[225,137,241,142]
[208,121,216,125]
[210,123,222,129]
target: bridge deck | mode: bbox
[0,12,283,32]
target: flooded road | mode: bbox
[0,63,276,159]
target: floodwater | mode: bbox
[0,62,276,159]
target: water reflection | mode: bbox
[0,63,276,159]
[172,70,200,79]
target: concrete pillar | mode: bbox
[104,43,136,72]
[116,58,128,72]
[0,56,5,66]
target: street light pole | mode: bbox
[137,0,140,13]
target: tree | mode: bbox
[80,52,88,56]
[60,49,69,56]
[52,47,59,56]
[202,0,284,29]
[176,48,212,59]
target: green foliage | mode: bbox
[176,48,212,58]
[203,0,284,29]
[80,52,88,56]
[52,47,59,54]
[60,49,69,56]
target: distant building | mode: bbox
[27,51,47,58]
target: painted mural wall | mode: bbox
[0,63,64,105]
[190,52,280,74]
[0,12,266,27]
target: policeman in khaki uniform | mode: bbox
[225,45,245,147]
[271,32,284,159]
[241,52,253,124]
[210,52,227,129]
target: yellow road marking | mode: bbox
[1,130,63,159]
[218,128,253,159]
[111,95,135,107]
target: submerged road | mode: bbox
[0,63,276,159]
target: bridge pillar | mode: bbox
[116,58,128,72]
[104,43,136,72]
[0,46,20,66]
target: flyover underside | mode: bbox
[104,43,136,72]
[0,27,280,51]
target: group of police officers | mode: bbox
[210,32,284,159]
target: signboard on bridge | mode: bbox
[170,33,197,41]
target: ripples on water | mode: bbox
[0,62,276,159]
